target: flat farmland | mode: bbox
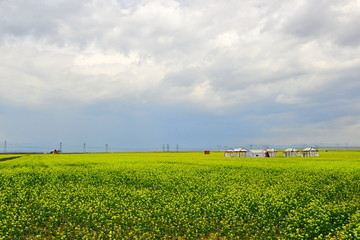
[0,152,359,239]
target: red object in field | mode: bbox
[50,149,61,154]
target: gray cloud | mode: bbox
[283,0,335,38]
[282,0,360,47]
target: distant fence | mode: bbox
[0,142,214,154]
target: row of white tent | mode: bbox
[224,147,319,157]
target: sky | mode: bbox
[1,0,360,152]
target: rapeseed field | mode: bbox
[0,152,359,239]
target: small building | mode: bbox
[301,147,319,157]
[283,148,300,157]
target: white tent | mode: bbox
[247,149,268,157]
[301,147,319,157]
[224,148,249,157]
[247,149,277,157]
[265,148,278,157]
[283,148,300,157]
[225,148,278,157]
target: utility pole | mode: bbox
[176,144,179,152]
[105,144,108,153]
[60,142,62,152]
[162,144,165,152]
[4,140,6,153]
[167,144,169,152]
[83,143,86,153]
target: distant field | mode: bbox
[0,152,359,239]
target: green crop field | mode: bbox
[0,152,359,239]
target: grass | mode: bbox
[0,151,359,239]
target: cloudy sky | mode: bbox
[1,0,360,152]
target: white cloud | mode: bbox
[1,0,360,146]
[1,0,359,108]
